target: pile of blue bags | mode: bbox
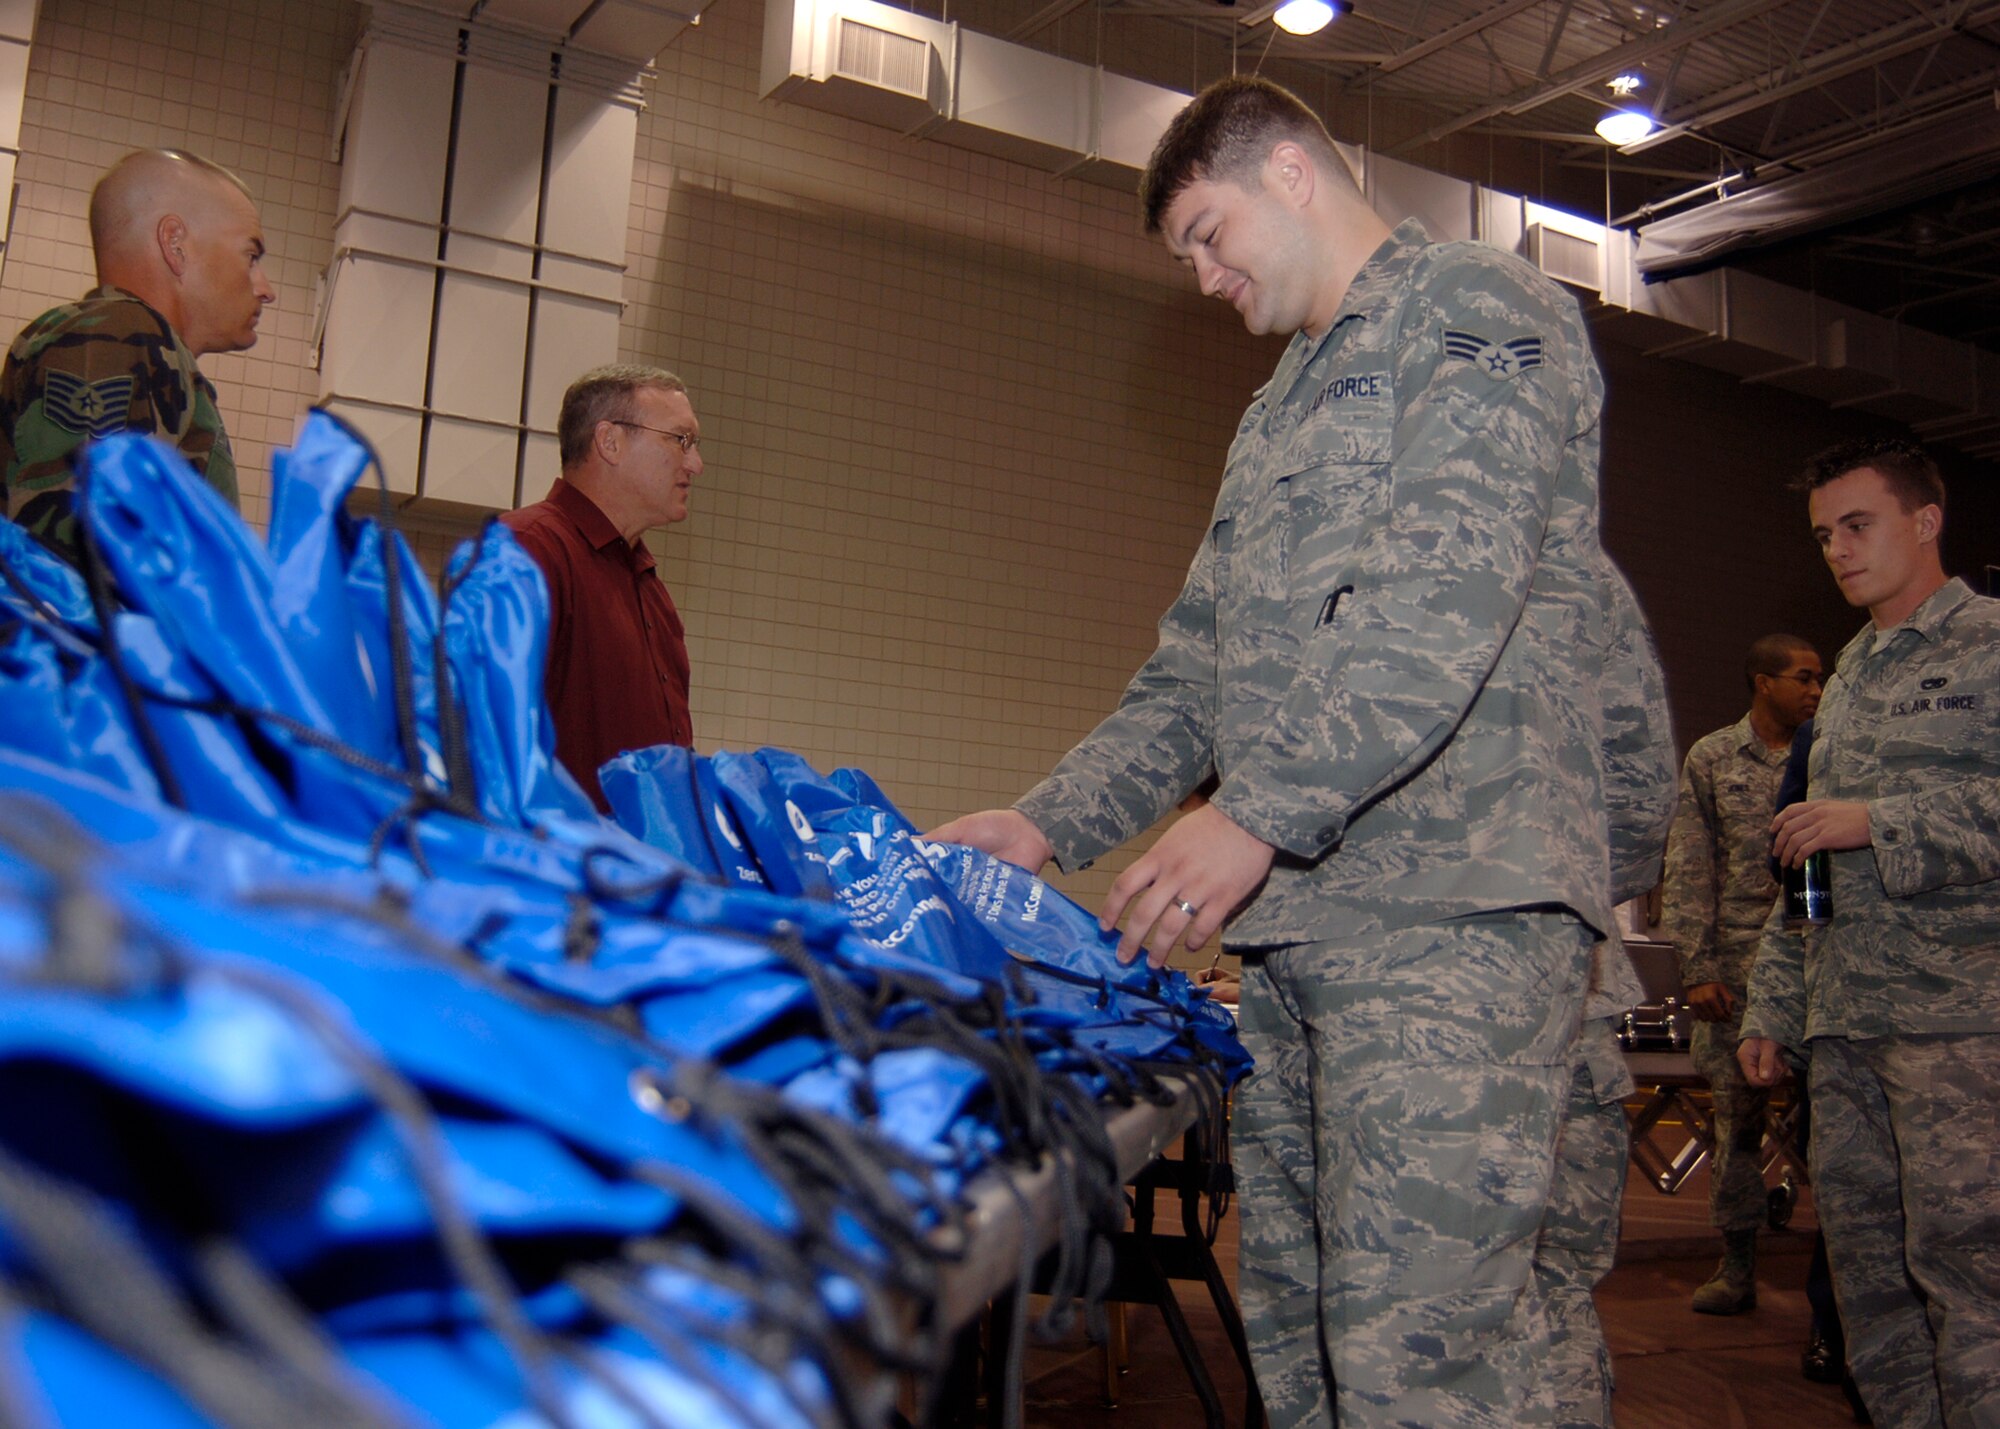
[0,412,1246,1427]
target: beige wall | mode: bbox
[0,0,355,535]
[0,0,1277,931]
[4,0,1993,953]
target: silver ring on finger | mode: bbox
[1176,898,1200,918]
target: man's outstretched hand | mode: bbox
[925,808,1054,873]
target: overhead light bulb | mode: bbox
[1594,109,1655,145]
[1274,0,1336,34]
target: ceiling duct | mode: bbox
[758,0,2000,460]
[1526,223,1601,294]
[1634,94,2000,277]
[760,0,1180,187]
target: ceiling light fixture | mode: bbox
[1273,0,1337,34]
[1594,109,1655,145]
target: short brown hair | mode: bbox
[558,364,687,469]
[1796,436,1945,516]
[1139,76,1353,235]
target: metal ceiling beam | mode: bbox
[1363,0,1547,76]
[1625,0,2000,154]
[1005,0,1091,42]
[1384,0,1793,154]
[1615,81,2000,225]
[1534,0,1578,79]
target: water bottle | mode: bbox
[1782,850,1832,925]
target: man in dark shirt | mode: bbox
[501,364,700,809]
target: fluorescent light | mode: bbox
[1594,109,1655,145]
[1274,0,1335,34]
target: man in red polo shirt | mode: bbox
[503,364,700,809]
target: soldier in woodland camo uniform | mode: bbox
[1661,633,1822,1313]
[1,148,272,568]
[1741,437,2000,1428]
[933,77,1670,1427]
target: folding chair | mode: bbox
[1619,939,1715,1194]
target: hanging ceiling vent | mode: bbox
[834,17,930,98]
[1526,223,1603,293]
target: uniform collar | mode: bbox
[1275,218,1432,390]
[1729,711,1789,765]
[547,477,655,572]
[85,286,188,350]
[1839,575,1973,663]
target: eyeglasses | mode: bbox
[1770,672,1824,687]
[615,420,700,455]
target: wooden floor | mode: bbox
[1013,1124,1868,1428]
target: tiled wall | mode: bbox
[623,0,1281,918]
[0,0,355,535]
[3,0,1993,959]
[0,0,1279,938]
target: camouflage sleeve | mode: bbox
[1,299,207,568]
[1207,257,1581,857]
[1660,744,1724,986]
[1014,529,1219,872]
[1868,775,2000,898]
[1602,564,1675,904]
[1740,900,1806,1049]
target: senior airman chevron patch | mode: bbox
[1443,330,1545,380]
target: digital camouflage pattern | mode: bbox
[1530,567,1673,1427]
[1662,713,1789,1231]
[1690,1009,1771,1233]
[1662,714,1789,989]
[1017,219,1662,1427]
[1538,1017,1632,1429]
[1743,578,2000,1047]
[1016,219,1621,950]
[1589,565,1677,1023]
[1741,577,2000,1426]
[1,287,238,567]
[1809,1033,2000,1427]
[1234,913,1591,1428]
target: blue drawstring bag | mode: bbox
[436,522,597,829]
[601,745,770,890]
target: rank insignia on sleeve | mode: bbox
[43,370,136,437]
[1443,330,1545,380]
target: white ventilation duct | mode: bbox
[760,0,1183,188]
[758,0,2000,460]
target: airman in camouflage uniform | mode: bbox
[1741,437,2000,1428]
[934,77,1666,1427]
[1661,634,1821,1313]
[1,289,238,564]
[1,148,271,569]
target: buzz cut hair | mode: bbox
[1744,633,1814,693]
[1139,76,1355,236]
[558,364,687,470]
[1796,435,1946,517]
[88,149,253,254]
